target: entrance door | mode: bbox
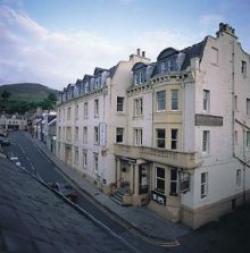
[139,165,149,194]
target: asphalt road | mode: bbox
[3,131,168,253]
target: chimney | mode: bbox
[142,51,146,58]
[137,48,141,56]
[217,23,236,38]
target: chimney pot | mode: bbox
[142,51,146,57]
[137,48,141,56]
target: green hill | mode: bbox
[0,83,58,102]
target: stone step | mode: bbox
[113,192,123,201]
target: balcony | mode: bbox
[114,144,201,169]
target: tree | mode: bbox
[47,93,57,102]
[1,90,11,101]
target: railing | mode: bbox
[114,144,201,169]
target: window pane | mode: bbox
[157,90,166,111]
[157,167,165,178]
[171,90,178,110]
[171,169,177,180]
[157,179,165,192]
[117,97,124,112]
[157,129,165,138]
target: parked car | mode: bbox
[0,137,10,146]
[48,182,78,203]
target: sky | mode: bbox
[0,0,250,90]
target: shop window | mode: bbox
[170,168,178,196]
[156,167,165,193]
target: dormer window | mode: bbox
[134,70,145,85]
[160,62,166,73]
[85,82,89,93]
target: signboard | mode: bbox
[151,191,166,205]
[99,122,107,146]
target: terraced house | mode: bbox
[57,23,250,228]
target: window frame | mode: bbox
[171,129,178,150]
[156,90,166,112]
[116,127,124,144]
[156,128,166,148]
[203,89,210,112]
[94,99,99,118]
[202,130,210,154]
[74,147,79,166]
[170,168,178,196]
[246,98,250,116]
[134,128,143,146]
[83,102,88,119]
[156,167,165,194]
[133,97,143,117]
[94,126,99,144]
[93,153,99,172]
[117,96,124,112]
[83,150,87,169]
[200,172,208,199]
[241,60,247,77]
[171,89,179,110]
[75,127,79,143]
[83,126,88,144]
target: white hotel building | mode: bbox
[56,23,250,228]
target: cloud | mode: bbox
[0,4,200,90]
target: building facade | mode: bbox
[56,23,250,228]
[0,114,27,131]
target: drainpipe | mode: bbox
[243,129,247,203]
[232,39,235,157]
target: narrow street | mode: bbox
[3,131,168,253]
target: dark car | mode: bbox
[48,182,78,203]
[0,137,10,146]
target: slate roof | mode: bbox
[180,38,207,70]
[0,158,134,253]
[93,67,108,76]
[109,65,118,78]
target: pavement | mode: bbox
[28,133,191,243]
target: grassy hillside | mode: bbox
[0,83,58,102]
